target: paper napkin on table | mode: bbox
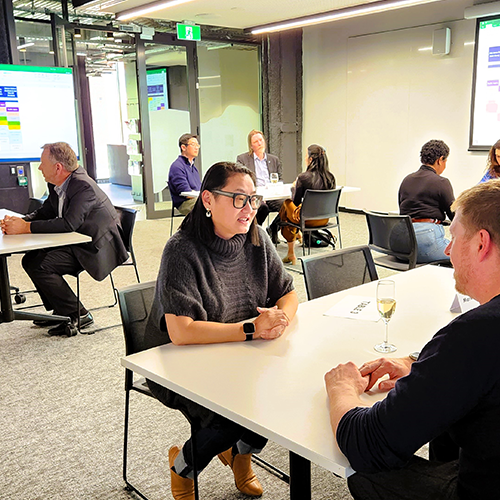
[324,295,380,322]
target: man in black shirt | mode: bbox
[399,139,454,263]
[324,180,500,500]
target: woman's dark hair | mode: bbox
[180,162,260,246]
[487,139,500,178]
[306,144,336,190]
[420,139,449,166]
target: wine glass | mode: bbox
[374,280,397,353]
[270,173,279,184]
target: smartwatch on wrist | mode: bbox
[243,322,255,341]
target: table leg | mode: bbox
[0,255,14,323]
[289,451,311,500]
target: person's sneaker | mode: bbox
[73,312,94,330]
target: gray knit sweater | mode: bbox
[143,226,294,351]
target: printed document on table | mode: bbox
[324,295,380,322]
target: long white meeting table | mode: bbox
[0,209,92,324]
[181,184,361,201]
[121,265,458,498]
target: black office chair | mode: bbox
[280,188,343,256]
[118,281,201,500]
[364,211,425,272]
[109,206,140,307]
[70,206,140,335]
[300,245,378,300]
[167,184,185,236]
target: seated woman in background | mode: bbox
[479,139,500,183]
[144,162,298,500]
[279,144,336,265]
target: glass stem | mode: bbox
[384,321,389,345]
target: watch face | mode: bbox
[243,322,255,334]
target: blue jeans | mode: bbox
[413,223,450,263]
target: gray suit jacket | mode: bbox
[236,152,282,183]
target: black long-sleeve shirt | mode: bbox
[399,165,455,221]
[337,294,500,500]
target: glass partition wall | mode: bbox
[10,19,262,218]
[197,42,261,176]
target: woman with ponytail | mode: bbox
[278,144,336,265]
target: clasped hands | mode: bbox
[253,305,290,340]
[324,356,414,398]
[0,216,30,235]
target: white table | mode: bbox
[0,210,92,324]
[121,265,458,497]
[181,184,360,201]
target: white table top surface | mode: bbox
[0,209,91,255]
[121,265,458,478]
[181,185,360,201]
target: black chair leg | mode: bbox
[191,424,200,500]
[123,388,151,500]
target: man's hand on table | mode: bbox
[0,216,31,235]
[359,357,413,391]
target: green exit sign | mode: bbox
[177,23,201,41]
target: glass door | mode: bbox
[136,35,199,219]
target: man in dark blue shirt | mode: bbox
[168,134,201,215]
[325,180,500,500]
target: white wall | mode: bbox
[303,0,487,211]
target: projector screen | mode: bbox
[470,16,500,151]
[0,64,79,163]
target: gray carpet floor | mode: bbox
[1,212,397,500]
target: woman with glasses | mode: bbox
[279,144,336,265]
[145,161,298,500]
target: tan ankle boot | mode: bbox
[169,446,195,500]
[218,448,263,497]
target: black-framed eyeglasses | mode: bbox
[212,190,263,210]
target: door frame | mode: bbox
[136,32,200,220]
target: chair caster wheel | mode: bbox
[14,293,26,304]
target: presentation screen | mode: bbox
[0,64,79,163]
[470,16,500,150]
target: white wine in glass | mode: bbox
[375,280,397,353]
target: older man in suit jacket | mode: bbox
[236,130,283,236]
[0,142,128,336]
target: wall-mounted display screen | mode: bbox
[470,16,500,150]
[146,68,169,112]
[0,64,79,163]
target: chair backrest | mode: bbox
[300,245,378,300]
[300,188,342,223]
[115,206,137,252]
[364,211,418,269]
[25,197,44,215]
[118,281,156,356]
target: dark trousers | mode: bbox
[348,456,459,500]
[181,412,267,476]
[256,199,284,226]
[148,381,267,477]
[22,246,85,317]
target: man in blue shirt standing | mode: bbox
[168,134,201,215]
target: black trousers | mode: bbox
[22,246,85,317]
[348,456,459,500]
[148,381,267,477]
[256,199,285,225]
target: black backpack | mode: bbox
[303,229,336,249]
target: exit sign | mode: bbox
[176,23,201,41]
